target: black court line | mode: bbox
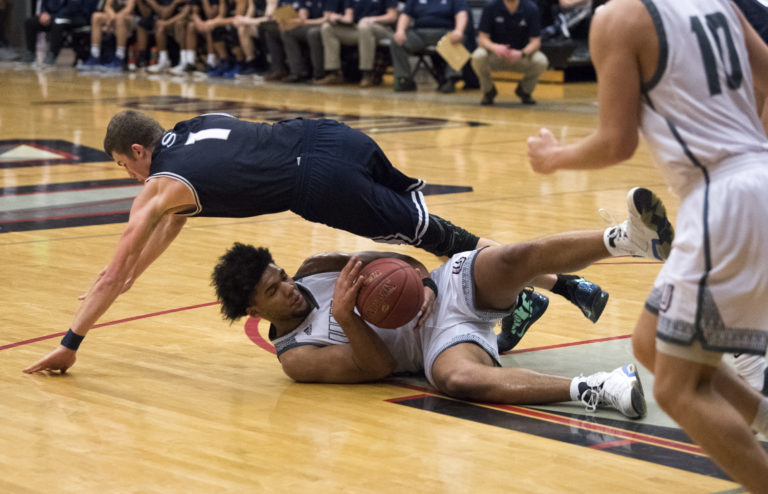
[390,394,767,482]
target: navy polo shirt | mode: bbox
[403,0,469,29]
[733,0,768,43]
[477,0,541,49]
[343,0,398,22]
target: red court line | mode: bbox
[507,334,632,354]
[589,439,635,450]
[383,390,703,455]
[489,404,704,454]
[0,301,219,351]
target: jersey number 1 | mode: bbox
[690,12,743,96]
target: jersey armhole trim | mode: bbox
[639,0,668,94]
[146,172,202,216]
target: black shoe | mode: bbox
[394,76,417,92]
[515,84,536,105]
[497,289,549,353]
[282,73,308,83]
[438,78,456,93]
[481,85,497,105]
[564,277,609,323]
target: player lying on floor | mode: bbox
[211,188,676,418]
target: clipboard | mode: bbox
[436,34,471,72]
[272,4,299,24]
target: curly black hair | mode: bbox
[211,243,274,322]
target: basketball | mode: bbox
[356,258,425,329]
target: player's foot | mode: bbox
[576,364,646,419]
[78,55,101,71]
[564,277,609,323]
[604,187,675,260]
[147,59,169,73]
[497,288,549,353]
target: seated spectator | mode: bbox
[389,0,469,93]
[79,0,138,71]
[145,0,192,72]
[255,0,302,81]
[314,0,398,87]
[733,0,768,43]
[213,0,263,77]
[280,0,339,82]
[170,0,221,73]
[24,0,100,65]
[470,0,548,105]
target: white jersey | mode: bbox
[270,272,424,375]
[270,250,506,386]
[639,0,768,197]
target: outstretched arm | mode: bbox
[23,179,192,374]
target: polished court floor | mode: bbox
[0,61,755,492]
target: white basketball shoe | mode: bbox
[604,187,675,261]
[576,364,647,419]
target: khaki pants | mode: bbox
[321,21,393,71]
[470,47,548,94]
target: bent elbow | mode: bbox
[605,132,638,164]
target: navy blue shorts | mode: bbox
[291,120,429,245]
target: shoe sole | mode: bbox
[628,187,675,261]
[624,363,647,419]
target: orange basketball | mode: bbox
[356,258,425,329]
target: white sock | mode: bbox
[183,49,195,65]
[207,53,216,66]
[115,46,126,60]
[570,377,584,401]
[158,50,169,65]
[90,45,100,58]
[603,224,625,257]
[752,398,768,436]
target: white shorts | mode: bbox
[646,154,768,359]
[419,249,508,387]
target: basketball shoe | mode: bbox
[563,277,609,323]
[497,288,549,353]
[604,187,675,261]
[574,364,646,419]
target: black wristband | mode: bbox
[61,329,84,351]
[422,277,438,298]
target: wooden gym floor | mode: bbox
[0,61,755,493]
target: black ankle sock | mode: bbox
[552,274,580,300]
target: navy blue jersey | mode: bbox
[148,114,430,246]
[403,0,468,29]
[343,0,398,22]
[477,0,541,49]
[148,114,307,218]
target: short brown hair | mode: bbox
[103,110,165,158]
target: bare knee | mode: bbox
[496,242,539,278]
[434,368,483,400]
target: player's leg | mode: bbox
[653,351,768,492]
[472,230,608,312]
[634,307,768,431]
[429,343,645,418]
